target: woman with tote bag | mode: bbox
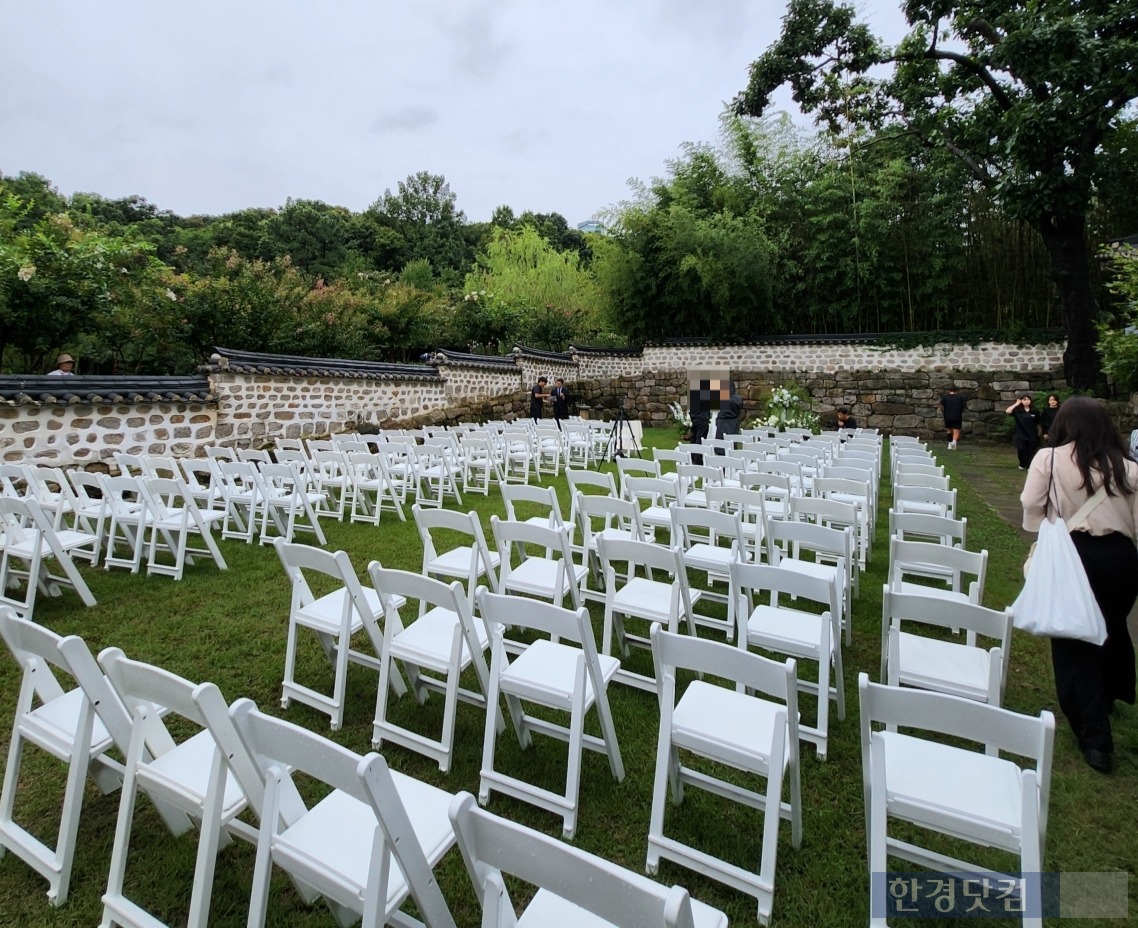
[1021,397,1138,773]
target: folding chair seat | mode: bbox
[889,537,987,606]
[97,649,256,928]
[228,699,459,928]
[647,628,801,925]
[258,461,327,544]
[765,517,855,644]
[491,517,586,610]
[731,561,845,760]
[450,792,727,928]
[475,589,624,838]
[670,505,748,641]
[65,469,109,564]
[859,674,1054,928]
[369,566,503,772]
[138,476,228,579]
[880,587,1013,706]
[0,612,169,906]
[216,460,264,543]
[893,483,957,518]
[575,493,651,603]
[597,537,699,691]
[414,505,500,610]
[0,497,97,617]
[274,540,407,731]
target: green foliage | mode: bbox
[1097,244,1138,391]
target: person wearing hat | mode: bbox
[48,353,75,376]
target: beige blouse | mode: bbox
[1021,443,1138,538]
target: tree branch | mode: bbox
[922,49,1014,111]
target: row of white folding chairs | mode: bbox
[0,610,732,928]
[271,531,809,922]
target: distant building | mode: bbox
[577,220,606,235]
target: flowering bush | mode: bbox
[749,382,819,431]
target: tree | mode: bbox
[372,172,471,276]
[736,0,1138,388]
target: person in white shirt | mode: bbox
[48,353,75,376]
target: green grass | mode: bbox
[1,431,1135,927]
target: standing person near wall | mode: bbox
[1040,394,1061,445]
[1020,397,1138,774]
[714,381,743,452]
[550,378,571,429]
[938,385,966,449]
[529,376,549,422]
[1006,394,1041,469]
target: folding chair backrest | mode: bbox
[597,535,685,581]
[670,504,744,552]
[731,560,837,614]
[893,484,957,516]
[449,791,700,928]
[894,470,950,491]
[577,493,646,541]
[889,537,987,595]
[113,452,145,477]
[500,483,565,527]
[274,540,373,623]
[883,585,1012,644]
[566,468,617,522]
[205,445,236,462]
[476,588,591,650]
[789,494,858,529]
[766,517,851,566]
[888,508,967,547]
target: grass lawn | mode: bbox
[1,430,1135,927]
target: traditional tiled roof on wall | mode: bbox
[513,345,573,363]
[208,347,440,380]
[0,376,215,406]
[649,330,1067,347]
[569,344,643,356]
[433,349,517,369]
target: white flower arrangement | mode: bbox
[668,400,691,429]
[757,382,819,432]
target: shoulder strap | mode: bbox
[1068,484,1109,530]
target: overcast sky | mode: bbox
[1,1,909,224]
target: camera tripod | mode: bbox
[600,407,642,463]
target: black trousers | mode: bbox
[690,420,708,466]
[1015,440,1039,468]
[1051,531,1138,753]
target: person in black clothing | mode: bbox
[714,382,743,453]
[1040,393,1061,444]
[529,377,548,422]
[938,386,966,449]
[836,408,857,430]
[550,378,571,428]
[1006,394,1041,468]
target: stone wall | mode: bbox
[640,340,1066,374]
[435,362,519,403]
[1,402,216,464]
[573,350,646,380]
[213,372,448,447]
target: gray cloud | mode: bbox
[371,106,441,134]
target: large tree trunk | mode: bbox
[1037,213,1100,389]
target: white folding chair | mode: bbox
[893,483,957,518]
[500,428,533,484]
[138,476,228,580]
[274,541,407,731]
[229,699,458,928]
[859,674,1054,928]
[368,566,502,773]
[624,474,684,540]
[0,612,152,906]
[98,648,255,928]
[491,517,586,611]
[790,493,868,573]
[533,423,565,477]
[676,463,721,508]
[178,458,227,514]
[739,472,794,521]
[765,517,855,645]
[648,627,801,926]
[450,792,727,928]
[257,461,327,545]
[566,467,618,526]
[413,442,463,508]
[888,508,967,549]
[216,460,264,543]
[65,469,110,564]
[731,560,845,760]
[889,537,988,606]
[563,421,594,468]
[414,505,500,610]
[458,434,497,494]
[706,484,769,562]
[475,589,624,839]
[0,496,97,617]
[500,482,572,537]
[670,505,748,641]
[881,586,1013,706]
[311,448,353,521]
[597,537,699,691]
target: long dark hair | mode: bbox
[1048,397,1133,496]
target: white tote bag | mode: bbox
[1013,514,1107,645]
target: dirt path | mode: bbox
[942,443,1033,541]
